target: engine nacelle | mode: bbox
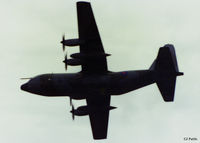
[71,105,117,116]
[70,53,111,59]
[63,58,82,66]
[72,106,89,116]
[61,39,84,46]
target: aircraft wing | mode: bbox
[86,95,111,139]
[77,2,108,74]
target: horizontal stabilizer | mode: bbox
[157,77,176,102]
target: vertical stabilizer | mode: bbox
[150,44,183,102]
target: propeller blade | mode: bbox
[64,54,68,71]
[72,104,75,120]
[62,45,65,51]
[69,96,72,106]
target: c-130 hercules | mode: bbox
[21,1,183,140]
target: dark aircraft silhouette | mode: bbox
[21,1,183,140]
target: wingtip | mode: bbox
[77,1,90,5]
[93,136,107,140]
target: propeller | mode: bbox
[61,34,68,71]
[70,97,72,106]
[69,97,75,120]
[63,54,68,71]
[61,34,66,51]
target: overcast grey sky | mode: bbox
[0,0,200,143]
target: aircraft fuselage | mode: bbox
[21,70,156,99]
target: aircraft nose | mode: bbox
[21,83,28,91]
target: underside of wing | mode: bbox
[86,95,111,139]
[77,2,108,74]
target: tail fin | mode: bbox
[150,44,183,102]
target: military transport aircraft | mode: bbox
[21,1,183,140]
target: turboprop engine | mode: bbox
[61,38,84,47]
[70,105,117,116]
[70,53,111,59]
[60,35,84,51]
[63,58,82,66]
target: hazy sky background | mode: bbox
[0,0,200,143]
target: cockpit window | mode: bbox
[40,74,53,81]
[40,74,54,89]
